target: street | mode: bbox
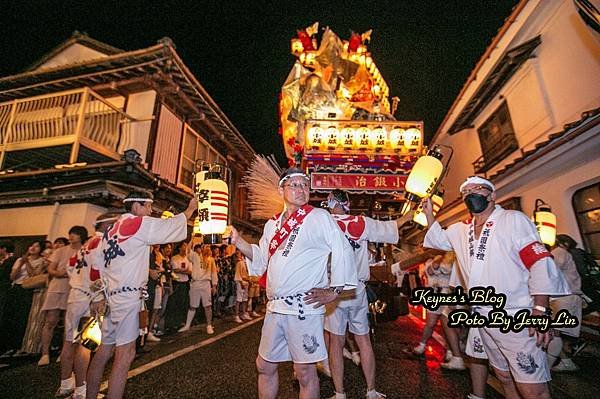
[1,309,597,399]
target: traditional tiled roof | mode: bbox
[0,35,256,161]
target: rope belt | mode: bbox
[272,293,308,320]
[74,287,92,297]
[108,286,146,297]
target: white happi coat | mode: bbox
[249,207,357,316]
[67,232,103,304]
[93,213,188,309]
[332,214,398,306]
[424,205,570,312]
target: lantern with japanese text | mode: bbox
[78,316,103,352]
[389,127,405,151]
[307,125,324,150]
[325,126,339,150]
[356,127,372,151]
[404,146,444,207]
[195,164,229,244]
[403,127,421,151]
[413,192,444,227]
[534,199,556,246]
[340,127,356,150]
[370,127,387,151]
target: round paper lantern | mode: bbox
[356,127,372,151]
[534,200,556,246]
[390,128,405,151]
[196,167,229,244]
[307,126,324,150]
[404,148,444,204]
[340,127,356,150]
[325,126,339,150]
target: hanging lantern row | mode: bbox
[194,163,230,245]
[413,192,444,227]
[306,124,422,153]
[533,199,556,247]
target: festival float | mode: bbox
[279,23,428,218]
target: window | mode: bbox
[178,125,226,190]
[573,182,600,259]
[474,102,519,173]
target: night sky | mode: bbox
[0,1,518,162]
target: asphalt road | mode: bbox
[0,311,598,398]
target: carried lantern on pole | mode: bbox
[195,163,230,244]
[534,199,556,246]
[413,191,444,227]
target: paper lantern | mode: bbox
[356,127,372,151]
[534,199,556,246]
[404,147,444,204]
[370,127,387,151]
[325,127,339,150]
[196,166,229,244]
[390,128,405,150]
[307,126,324,150]
[413,193,444,227]
[79,316,103,352]
[340,127,356,150]
[403,127,422,151]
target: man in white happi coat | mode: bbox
[422,176,570,399]
[86,191,196,399]
[231,168,357,399]
[323,189,413,399]
[56,213,120,399]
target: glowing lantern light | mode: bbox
[534,199,556,246]
[161,210,174,219]
[413,192,444,227]
[78,316,103,352]
[340,127,356,150]
[365,56,373,69]
[325,126,339,150]
[356,127,372,151]
[307,125,324,150]
[193,216,201,235]
[390,128,405,150]
[404,147,444,206]
[369,127,387,151]
[404,127,422,151]
[196,164,229,244]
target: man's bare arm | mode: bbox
[230,227,253,260]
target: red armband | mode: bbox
[90,267,100,281]
[518,241,552,270]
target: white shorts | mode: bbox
[324,287,369,336]
[259,312,327,364]
[64,299,90,343]
[101,302,140,347]
[466,327,550,383]
[550,295,582,337]
[190,280,212,308]
[236,281,248,303]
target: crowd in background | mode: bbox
[0,228,266,366]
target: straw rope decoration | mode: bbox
[241,155,285,220]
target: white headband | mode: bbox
[279,172,309,187]
[123,198,154,203]
[459,176,495,192]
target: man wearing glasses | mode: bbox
[231,167,357,399]
[422,176,569,399]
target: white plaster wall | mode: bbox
[36,43,109,70]
[0,202,107,241]
[120,91,157,164]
